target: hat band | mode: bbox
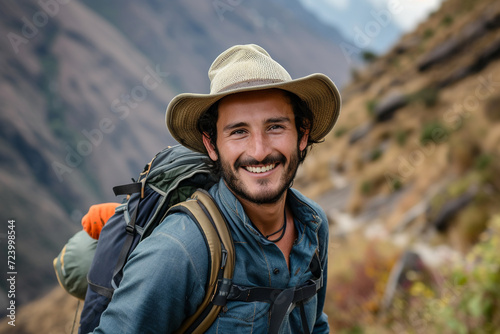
[216,78,286,93]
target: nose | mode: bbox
[248,131,272,162]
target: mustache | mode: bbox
[234,153,287,169]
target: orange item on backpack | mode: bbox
[82,203,119,239]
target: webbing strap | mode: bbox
[113,182,141,196]
[269,288,295,334]
[111,201,139,288]
[227,278,321,304]
[299,301,310,334]
[226,281,319,334]
[87,281,114,299]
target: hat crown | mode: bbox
[208,44,292,94]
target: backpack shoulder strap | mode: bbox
[168,189,235,334]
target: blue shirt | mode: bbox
[94,179,329,333]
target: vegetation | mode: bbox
[362,50,378,63]
[395,129,409,147]
[441,15,454,27]
[366,99,378,116]
[409,87,440,108]
[423,28,435,40]
[420,121,449,145]
[335,127,349,138]
[326,216,500,333]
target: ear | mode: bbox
[202,133,218,161]
[299,128,310,152]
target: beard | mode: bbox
[218,147,301,205]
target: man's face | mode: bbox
[203,89,308,205]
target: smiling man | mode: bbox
[93,44,341,333]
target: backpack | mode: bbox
[79,145,236,333]
[79,144,324,334]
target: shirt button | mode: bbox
[273,268,280,275]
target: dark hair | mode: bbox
[196,90,318,175]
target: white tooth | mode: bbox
[245,164,276,173]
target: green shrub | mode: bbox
[369,148,383,161]
[361,180,373,195]
[335,127,348,138]
[409,87,439,107]
[366,99,378,116]
[362,50,378,63]
[420,121,449,145]
[432,216,500,332]
[423,28,435,40]
[475,154,493,171]
[395,130,408,146]
[441,15,454,27]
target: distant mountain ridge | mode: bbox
[82,0,352,93]
[0,0,352,311]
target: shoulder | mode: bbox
[130,211,210,273]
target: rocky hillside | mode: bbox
[0,0,352,315]
[297,0,500,259]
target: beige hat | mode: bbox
[166,44,341,153]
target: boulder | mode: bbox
[374,92,408,122]
[428,186,478,232]
[349,122,373,144]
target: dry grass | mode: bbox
[326,231,401,332]
[0,287,81,334]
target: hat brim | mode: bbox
[166,73,341,153]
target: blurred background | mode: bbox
[1,0,500,332]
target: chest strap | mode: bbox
[214,252,323,334]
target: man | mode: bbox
[94,44,341,333]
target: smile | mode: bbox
[244,164,276,174]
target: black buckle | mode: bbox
[227,284,247,300]
[212,278,232,306]
[125,224,134,235]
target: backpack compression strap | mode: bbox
[110,182,143,290]
[168,189,235,334]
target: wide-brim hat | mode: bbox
[166,44,342,153]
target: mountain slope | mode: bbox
[82,0,352,94]
[297,0,500,255]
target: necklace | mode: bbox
[264,208,287,243]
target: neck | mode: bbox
[237,194,288,237]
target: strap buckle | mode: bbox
[212,278,232,306]
[125,224,134,235]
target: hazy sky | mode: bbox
[299,0,445,52]
[362,0,444,31]
[303,0,444,31]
